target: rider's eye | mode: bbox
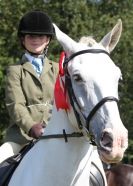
[73,74,82,82]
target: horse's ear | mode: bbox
[100,19,122,53]
[53,23,77,53]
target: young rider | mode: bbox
[0,10,58,163]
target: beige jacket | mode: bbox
[4,54,58,144]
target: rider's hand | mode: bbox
[28,123,45,139]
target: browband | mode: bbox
[63,49,110,66]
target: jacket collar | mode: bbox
[21,54,52,80]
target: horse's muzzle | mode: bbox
[98,128,128,163]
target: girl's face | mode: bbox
[22,34,50,55]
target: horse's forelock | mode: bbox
[79,36,97,47]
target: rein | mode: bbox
[40,131,83,143]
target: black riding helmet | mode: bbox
[18,10,54,55]
[18,10,54,37]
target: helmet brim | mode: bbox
[20,30,54,36]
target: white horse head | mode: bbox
[53,19,128,164]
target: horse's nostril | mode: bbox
[100,132,113,151]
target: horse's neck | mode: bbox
[44,104,77,135]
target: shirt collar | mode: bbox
[25,52,44,63]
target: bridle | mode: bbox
[40,49,118,146]
[63,49,119,133]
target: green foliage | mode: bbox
[123,139,133,164]
[0,0,132,160]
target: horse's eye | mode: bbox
[73,74,82,82]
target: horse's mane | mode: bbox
[79,36,97,47]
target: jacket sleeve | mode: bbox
[5,65,35,134]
